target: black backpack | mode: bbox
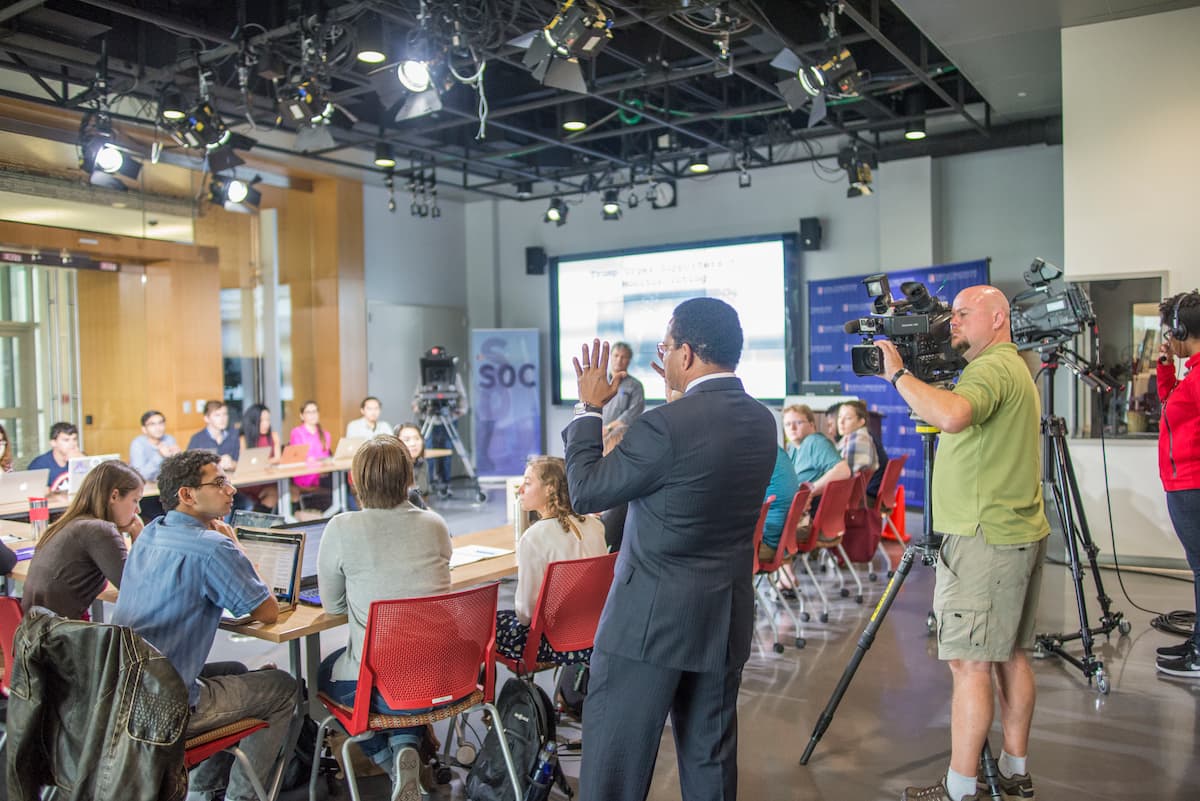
[465,678,572,801]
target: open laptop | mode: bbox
[270,517,332,606]
[0,469,50,505]
[66,454,120,494]
[332,437,366,461]
[230,509,285,530]
[235,446,272,474]
[221,528,305,623]
[276,443,310,468]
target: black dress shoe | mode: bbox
[1156,636,1197,659]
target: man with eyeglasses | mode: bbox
[114,451,295,801]
[564,297,778,801]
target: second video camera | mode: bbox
[845,274,965,384]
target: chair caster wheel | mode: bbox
[773,642,784,654]
[855,595,863,604]
[819,612,829,623]
[476,491,488,503]
[795,638,806,648]
[801,612,811,622]
[868,573,877,582]
[840,588,850,598]
[1118,619,1132,635]
[436,765,453,784]
[887,570,895,578]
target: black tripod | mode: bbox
[1031,349,1129,693]
[798,423,1009,800]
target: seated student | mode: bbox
[836,400,879,477]
[112,451,295,801]
[22,460,144,619]
[237,403,282,511]
[28,421,81,491]
[759,444,802,563]
[783,404,850,498]
[317,435,451,795]
[396,422,430,508]
[345,396,394,439]
[187,400,240,471]
[129,410,181,482]
[289,400,332,501]
[0,422,13,472]
[865,429,890,507]
[496,456,607,663]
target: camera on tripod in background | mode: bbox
[845,273,965,385]
[416,346,461,418]
[1010,258,1096,352]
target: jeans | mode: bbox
[317,649,422,764]
[185,667,297,801]
[427,425,453,488]
[1166,489,1200,638]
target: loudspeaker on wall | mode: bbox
[525,246,547,275]
[799,217,822,251]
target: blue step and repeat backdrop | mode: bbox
[807,259,990,508]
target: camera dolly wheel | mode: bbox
[1118,619,1132,636]
[772,641,785,654]
[1095,667,1110,695]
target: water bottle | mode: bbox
[522,741,558,801]
[28,497,49,541]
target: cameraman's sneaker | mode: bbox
[1156,636,1196,660]
[901,779,980,801]
[977,771,1035,800]
[1156,643,1200,678]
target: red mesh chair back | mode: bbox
[758,487,813,571]
[0,597,22,695]
[507,551,618,672]
[872,454,908,514]
[799,476,854,551]
[352,583,500,734]
[751,496,775,573]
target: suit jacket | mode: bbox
[563,375,777,673]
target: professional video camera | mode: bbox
[416,346,461,416]
[845,273,965,384]
[1010,258,1096,352]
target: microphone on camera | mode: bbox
[843,319,863,335]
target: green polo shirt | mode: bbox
[932,342,1050,545]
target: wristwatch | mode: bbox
[573,402,602,416]
[890,368,911,388]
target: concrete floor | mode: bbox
[244,486,1200,801]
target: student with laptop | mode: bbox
[129,410,182,482]
[187,400,240,471]
[22,460,144,619]
[345,395,393,439]
[317,434,452,797]
[0,422,13,472]
[113,451,295,801]
[237,403,282,512]
[290,400,332,505]
[27,421,81,491]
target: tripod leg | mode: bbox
[979,741,1002,801]
[800,545,919,765]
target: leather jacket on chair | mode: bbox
[6,607,189,801]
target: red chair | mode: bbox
[792,476,855,621]
[0,596,23,753]
[183,719,271,801]
[754,487,813,650]
[496,551,618,676]
[310,583,523,801]
[871,454,909,577]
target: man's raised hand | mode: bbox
[572,338,624,407]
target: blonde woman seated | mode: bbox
[22,460,145,619]
[496,456,607,663]
[317,434,452,795]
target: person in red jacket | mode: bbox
[1156,290,1200,677]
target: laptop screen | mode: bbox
[274,518,331,582]
[231,509,286,530]
[235,530,303,604]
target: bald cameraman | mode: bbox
[877,285,1049,801]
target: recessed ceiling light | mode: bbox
[1017,91,1028,98]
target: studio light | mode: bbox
[79,113,141,184]
[374,142,397,169]
[838,146,875,198]
[800,48,859,97]
[516,181,534,199]
[158,86,186,121]
[738,169,752,188]
[522,0,612,94]
[687,151,710,174]
[209,174,262,211]
[602,189,621,220]
[277,80,334,126]
[397,59,432,93]
[356,23,389,65]
[94,143,124,174]
[561,101,588,132]
[544,197,568,226]
[904,91,927,141]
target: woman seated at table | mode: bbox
[21,460,144,619]
[317,435,452,792]
[290,400,332,507]
[496,456,607,663]
[397,422,431,504]
[836,400,879,478]
[238,403,282,511]
[759,444,803,563]
[1,422,14,473]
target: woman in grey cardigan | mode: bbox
[316,434,452,800]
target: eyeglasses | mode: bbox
[656,341,681,357]
[192,477,233,491]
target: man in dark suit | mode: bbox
[564,297,778,801]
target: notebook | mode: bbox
[276,443,310,467]
[0,469,50,505]
[235,447,272,474]
[221,528,305,624]
[270,517,332,606]
[332,437,366,461]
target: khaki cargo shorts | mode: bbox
[932,529,1048,662]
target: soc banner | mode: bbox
[470,328,542,479]
[807,259,990,508]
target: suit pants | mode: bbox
[580,647,742,801]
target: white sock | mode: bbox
[946,767,976,800]
[998,750,1027,778]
